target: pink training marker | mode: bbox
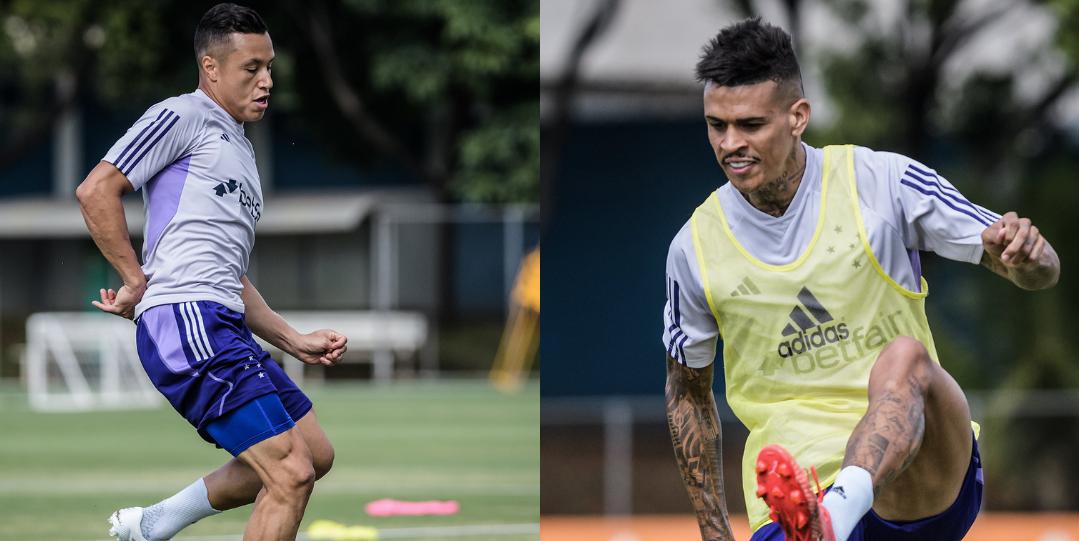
[365,498,461,517]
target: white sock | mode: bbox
[140,478,221,540]
[821,466,873,541]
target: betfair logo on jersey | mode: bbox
[213,178,238,197]
[776,287,849,358]
[760,291,907,375]
[212,178,262,222]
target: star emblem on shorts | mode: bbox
[848,242,855,250]
[258,372,266,378]
[834,225,842,234]
[827,245,835,254]
[852,259,863,269]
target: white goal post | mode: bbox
[24,312,160,412]
[23,310,428,411]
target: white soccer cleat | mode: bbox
[108,507,151,541]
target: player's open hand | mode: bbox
[293,329,348,366]
[981,211,1047,270]
[91,283,145,320]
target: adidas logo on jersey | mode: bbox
[730,276,761,297]
[776,287,850,358]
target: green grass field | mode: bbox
[0,379,538,541]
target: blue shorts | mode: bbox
[135,301,313,448]
[751,436,983,541]
[206,393,295,456]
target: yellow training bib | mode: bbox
[690,145,940,531]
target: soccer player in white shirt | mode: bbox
[77,4,346,540]
[662,17,1060,541]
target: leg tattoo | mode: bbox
[844,347,931,495]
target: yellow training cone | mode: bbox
[307,519,379,540]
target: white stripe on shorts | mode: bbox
[179,302,209,361]
[188,302,215,358]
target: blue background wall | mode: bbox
[543,118,725,396]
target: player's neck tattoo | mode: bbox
[746,145,806,217]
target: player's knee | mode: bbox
[874,336,933,389]
[279,454,316,495]
[883,336,930,365]
[312,441,335,480]
[266,450,316,498]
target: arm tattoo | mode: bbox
[665,357,735,541]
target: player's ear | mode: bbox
[201,55,219,82]
[788,97,810,138]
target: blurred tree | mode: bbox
[288,0,538,202]
[0,0,538,203]
[0,0,199,167]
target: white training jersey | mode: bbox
[662,143,1000,368]
[103,88,263,319]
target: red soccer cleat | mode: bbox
[755,444,835,541]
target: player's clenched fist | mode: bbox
[981,211,1046,269]
[292,329,348,366]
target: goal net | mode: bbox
[25,312,160,412]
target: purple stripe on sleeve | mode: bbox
[899,179,991,227]
[975,205,1001,221]
[903,169,997,223]
[907,163,943,183]
[142,305,196,374]
[672,279,682,326]
[666,277,673,322]
[668,330,684,358]
[677,334,689,365]
[118,110,174,172]
[908,163,1001,221]
[115,109,169,166]
[144,155,191,258]
[122,113,181,175]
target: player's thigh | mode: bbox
[875,349,972,519]
[238,427,316,493]
[294,409,335,479]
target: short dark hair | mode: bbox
[695,17,802,96]
[194,3,268,61]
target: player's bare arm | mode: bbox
[240,275,347,366]
[979,211,1060,290]
[75,161,146,319]
[665,356,735,541]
